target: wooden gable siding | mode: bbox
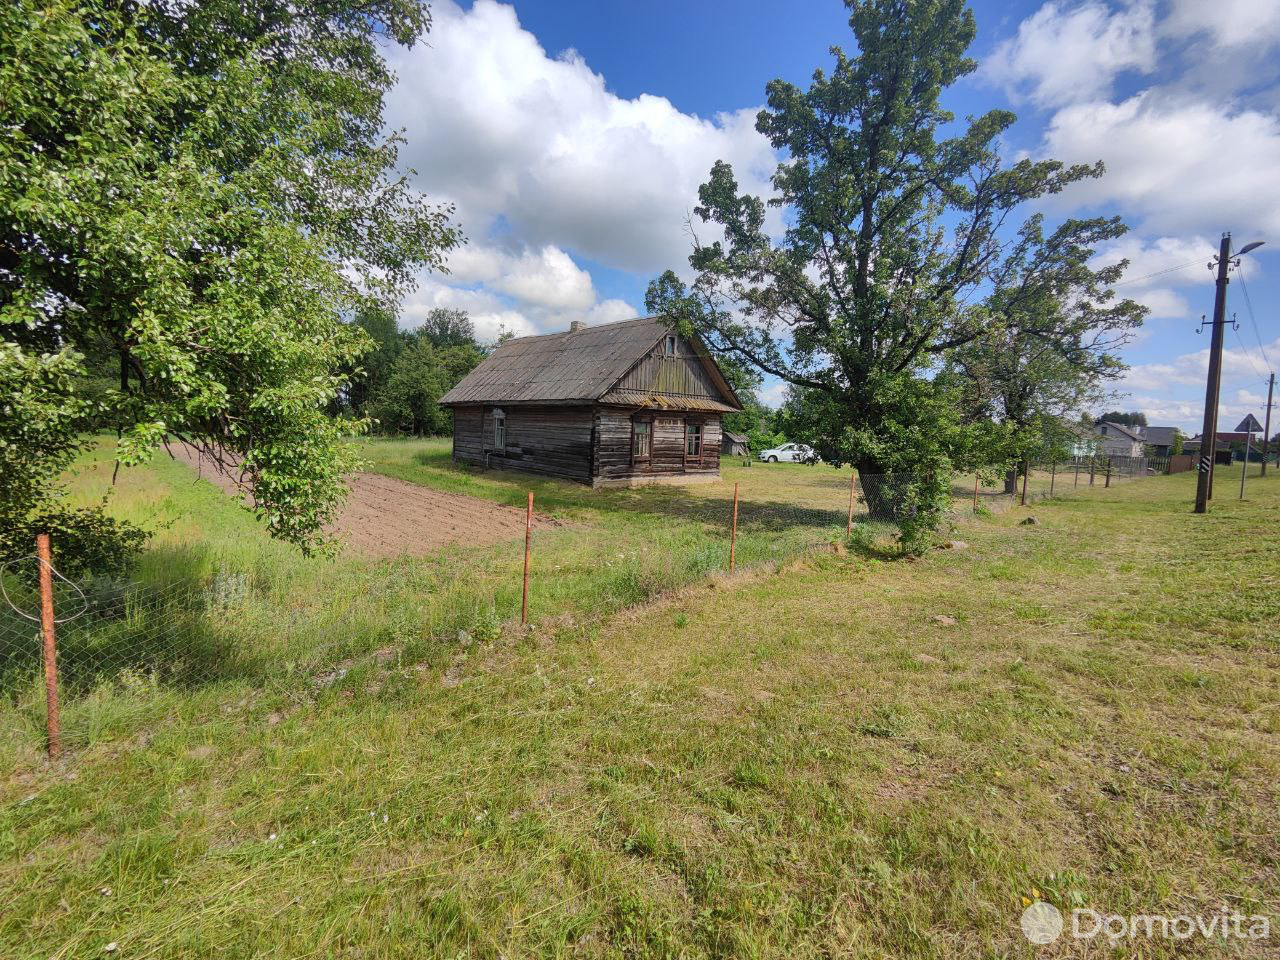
[593,409,723,480]
[612,337,725,401]
[451,404,594,481]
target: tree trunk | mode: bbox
[1003,467,1018,495]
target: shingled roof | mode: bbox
[440,316,742,412]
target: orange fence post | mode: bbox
[521,492,533,625]
[846,472,857,536]
[729,482,740,571]
[36,533,61,759]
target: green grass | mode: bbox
[2,446,1277,957]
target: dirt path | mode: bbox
[170,444,561,558]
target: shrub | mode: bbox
[0,504,148,582]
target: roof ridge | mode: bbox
[497,314,664,346]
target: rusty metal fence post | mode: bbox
[973,474,980,513]
[1049,461,1056,498]
[846,472,857,536]
[1105,457,1113,488]
[36,533,61,759]
[521,492,533,625]
[1020,461,1029,506]
[729,482,740,571]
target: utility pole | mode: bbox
[1195,234,1234,513]
[1194,233,1266,512]
[1263,373,1275,478]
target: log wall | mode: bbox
[455,403,724,484]
[451,404,594,482]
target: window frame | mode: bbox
[492,408,506,452]
[664,334,678,357]
[684,419,703,466]
[631,414,652,465]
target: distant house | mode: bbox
[1067,426,1100,458]
[1140,426,1180,457]
[722,431,750,458]
[1093,420,1145,458]
[1184,432,1252,463]
[440,316,743,487]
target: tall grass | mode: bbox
[0,439,857,749]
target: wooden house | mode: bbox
[722,431,750,458]
[440,316,742,487]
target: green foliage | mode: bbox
[0,0,460,553]
[371,340,482,436]
[784,373,976,550]
[0,343,85,524]
[340,308,482,435]
[1100,411,1148,428]
[342,307,405,417]
[946,216,1146,470]
[714,353,785,453]
[415,308,478,350]
[0,504,147,582]
[647,0,1111,550]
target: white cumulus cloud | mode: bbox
[983,0,1156,107]
[386,0,777,276]
[1042,91,1280,239]
[1164,0,1280,50]
[448,244,598,312]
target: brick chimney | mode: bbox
[569,321,584,333]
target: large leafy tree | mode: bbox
[647,0,1111,545]
[372,340,482,437]
[1,0,460,553]
[947,215,1147,491]
[339,307,405,419]
[415,308,478,350]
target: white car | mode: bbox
[758,442,816,463]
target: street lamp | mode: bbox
[1194,233,1266,514]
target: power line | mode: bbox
[1232,323,1270,381]
[1113,258,1204,288]
[1235,269,1272,372]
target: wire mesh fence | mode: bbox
[0,551,264,752]
[967,455,1158,513]
[2,453,1176,755]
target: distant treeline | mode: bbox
[334,307,492,436]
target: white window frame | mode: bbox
[493,408,506,452]
[664,334,678,357]
[684,420,703,465]
[631,416,652,464]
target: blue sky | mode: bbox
[385,0,1280,432]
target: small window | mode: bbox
[632,418,651,462]
[664,335,678,356]
[493,409,506,451]
[685,421,702,461]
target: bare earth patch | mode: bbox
[170,444,561,557]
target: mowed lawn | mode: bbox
[2,456,1278,958]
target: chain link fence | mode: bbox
[968,455,1157,513]
[2,454,1173,755]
